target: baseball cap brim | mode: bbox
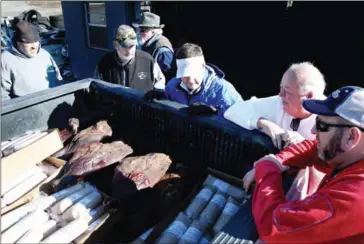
[118,39,137,48]
[302,99,338,116]
[132,23,165,28]
[176,63,201,79]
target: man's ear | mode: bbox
[344,127,362,150]
[202,62,206,69]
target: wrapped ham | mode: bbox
[112,153,172,198]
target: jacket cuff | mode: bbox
[254,154,290,172]
[249,114,261,130]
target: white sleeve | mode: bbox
[153,62,166,90]
[1,55,12,100]
[224,95,281,130]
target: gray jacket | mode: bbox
[1,44,62,100]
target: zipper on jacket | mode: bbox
[121,66,126,87]
[177,84,204,106]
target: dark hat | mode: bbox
[303,86,364,128]
[13,20,40,43]
[132,12,165,29]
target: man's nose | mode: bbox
[279,89,285,98]
[311,124,317,135]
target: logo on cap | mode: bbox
[332,89,340,99]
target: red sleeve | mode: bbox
[274,139,331,173]
[252,161,364,243]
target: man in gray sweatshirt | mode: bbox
[1,20,62,100]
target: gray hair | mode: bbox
[287,62,326,98]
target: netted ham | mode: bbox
[112,153,172,198]
[53,120,112,158]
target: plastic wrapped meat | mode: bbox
[64,141,133,176]
[203,174,247,202]
[199,192,228,226]
[53,120,112,158]
[212,196,241,235]
[179,220,209,244]
[112,153,172,198]
[55,141,133,191]
[156,212,192,244]
[184,186,216,220]
[58,118,80,143]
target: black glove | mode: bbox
[144,89,166,101]
[186,102,219,116]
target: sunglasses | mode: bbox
[316,118,364,132]
[139,27,152,33]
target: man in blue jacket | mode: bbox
[145,43,242,116]
[133,12,175,81]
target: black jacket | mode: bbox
[96,50,156,93]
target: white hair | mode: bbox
[287,61,326,98]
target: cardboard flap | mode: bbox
[1,129,63,185]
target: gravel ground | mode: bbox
[1,1,62,19]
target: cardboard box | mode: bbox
[1,130,64,215]
[0,160,65,215]
[1,129,63,186]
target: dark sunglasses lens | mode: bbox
[316,121,329,132]
[139,28,151,33]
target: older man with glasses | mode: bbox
[133,12,175,81]
[251,86,364,243]
[219,62,327,242]
[94,24,165,93]
[225,62,327,149]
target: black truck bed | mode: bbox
[1,79,277,243]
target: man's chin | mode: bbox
[27,53,37,58]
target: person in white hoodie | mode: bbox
[225,62,327,149]
[1,20,62,100]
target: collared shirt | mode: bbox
[224,95,317,140]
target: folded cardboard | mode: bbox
[1,129,63,185]
[1,160,65,215]
[1,130,64,215]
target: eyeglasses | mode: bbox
[139,27,152,33]
[315,118,364,132]
[279,86,307,98]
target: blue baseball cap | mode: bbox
[302,86,364,128]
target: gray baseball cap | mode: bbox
[303,86,364,128]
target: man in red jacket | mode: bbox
[252,86,364,243]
